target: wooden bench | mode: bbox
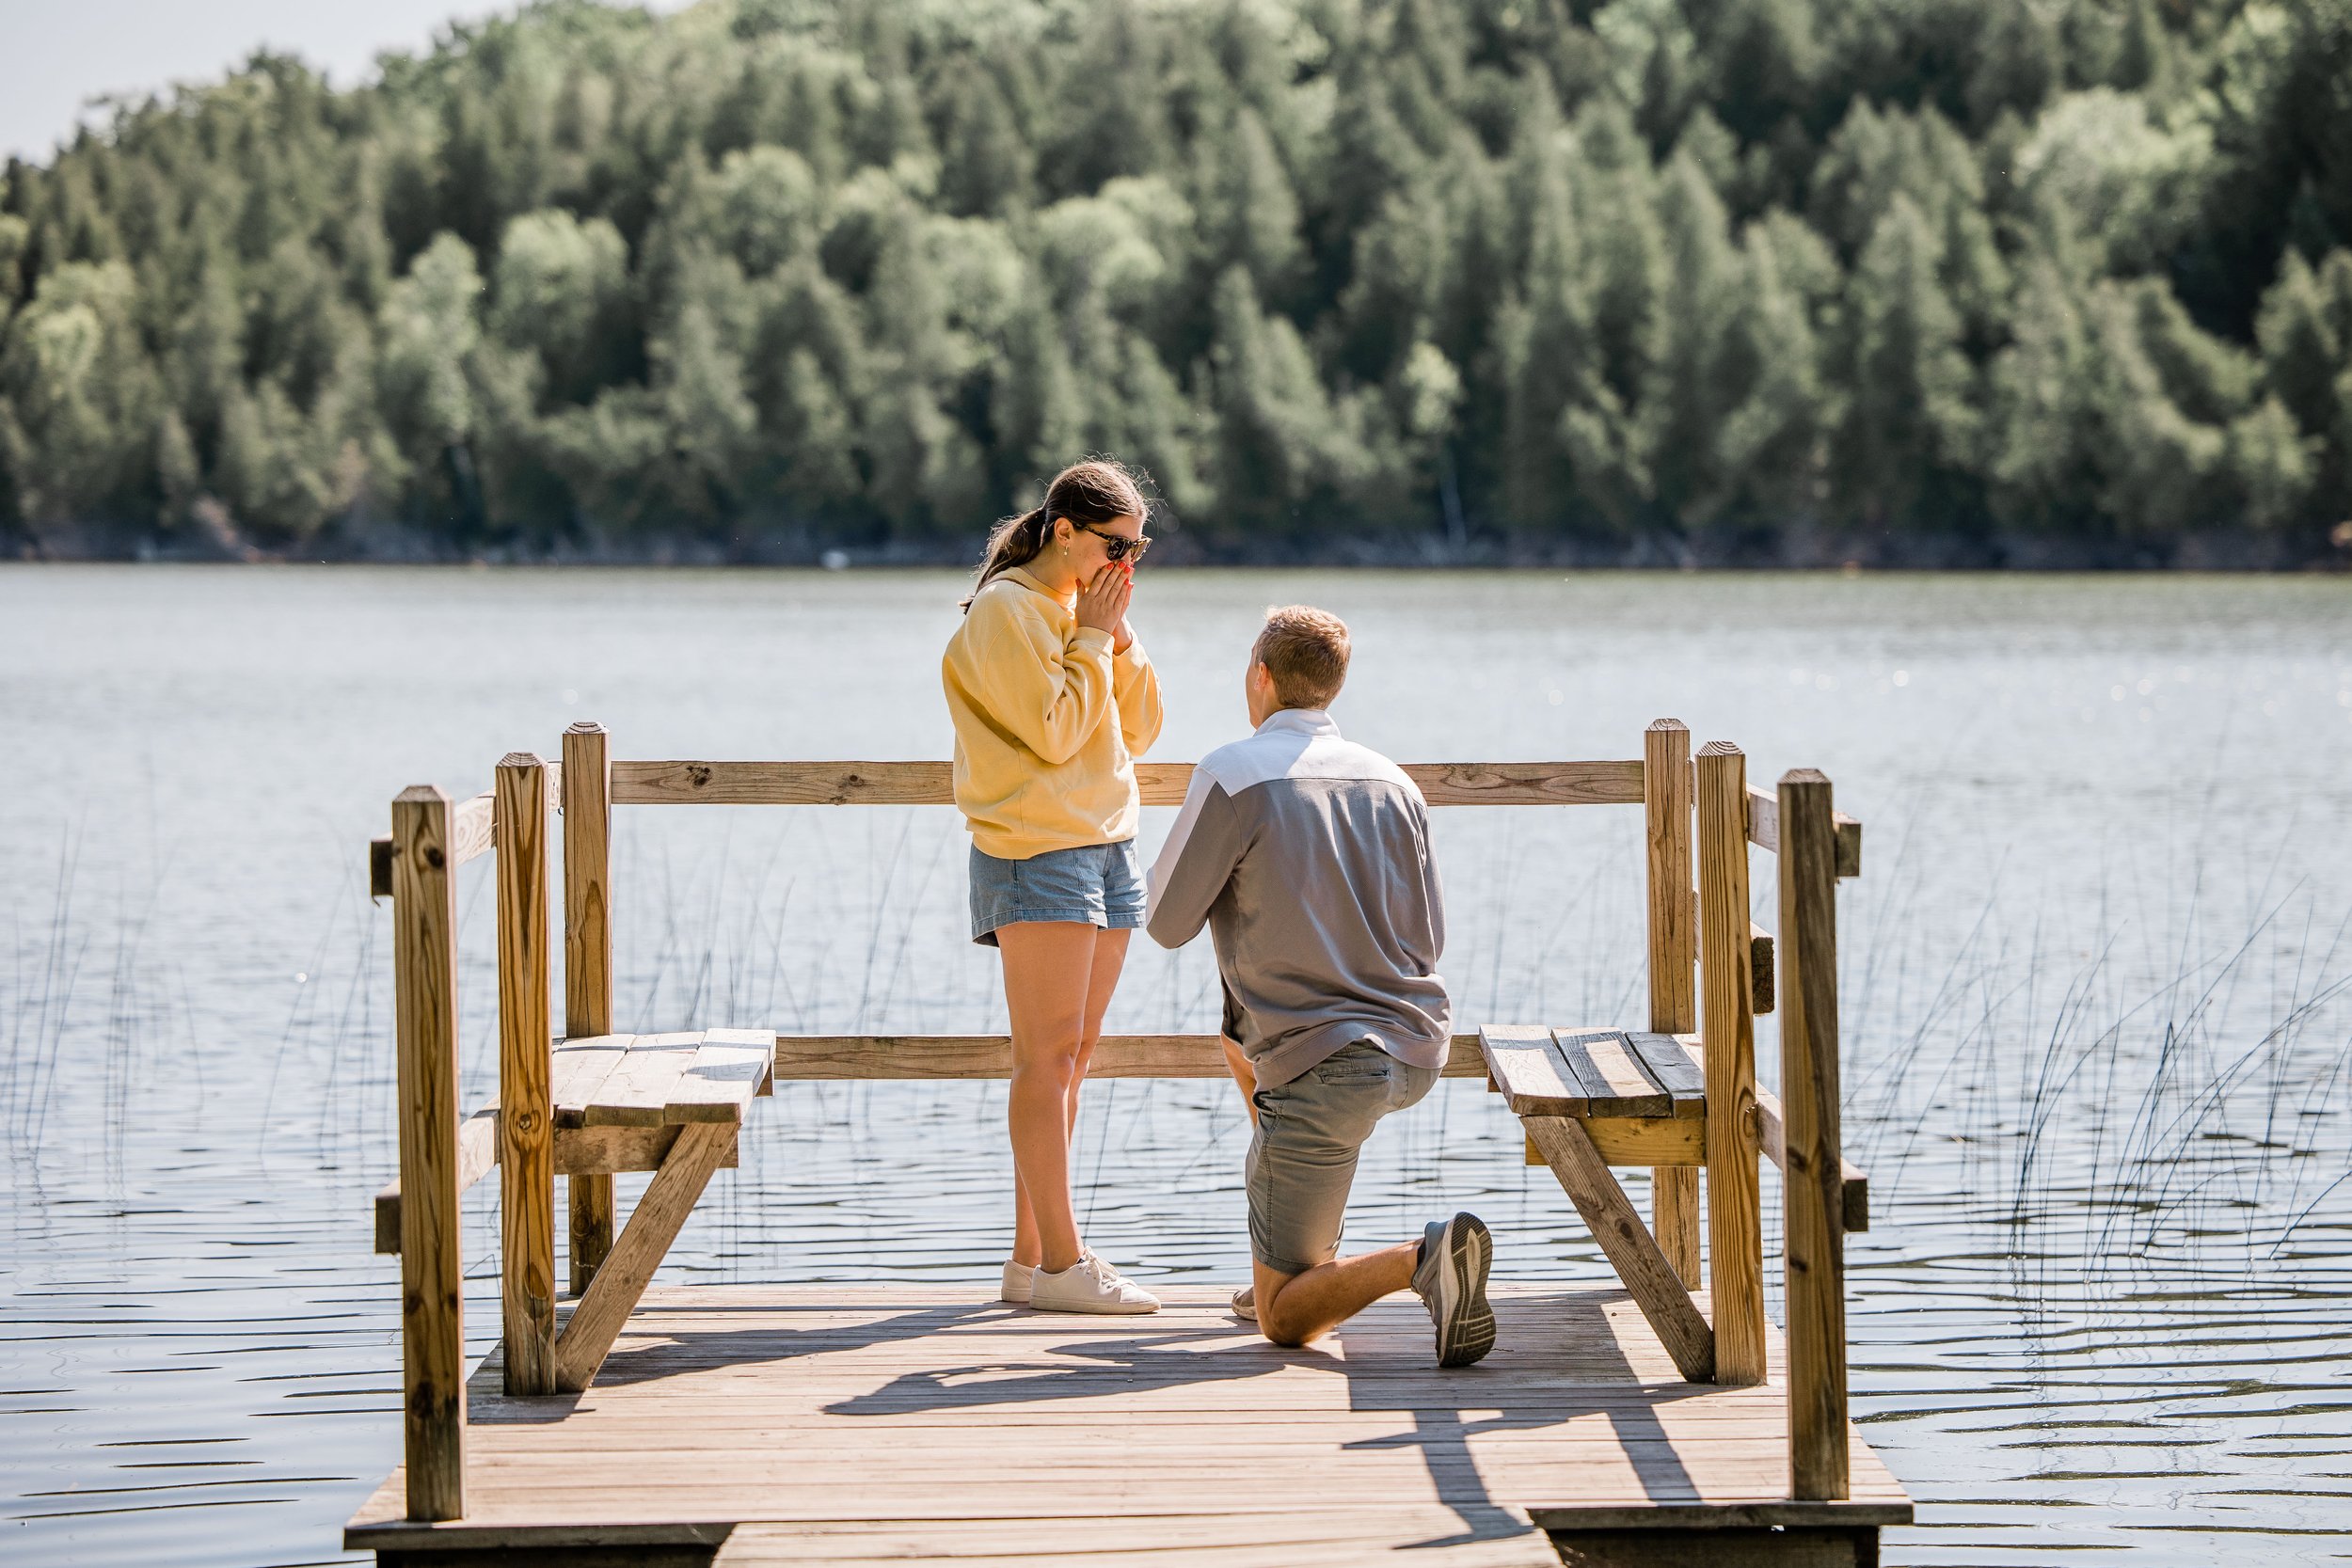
[544,1029,774,1392]
[373,1027,775,1395]
[1483,1018,1874,1390]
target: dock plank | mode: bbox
[1551,1029,1672,1117]
[663,1030,774,1124]
[346,1286,1911,1561]
[580,1033,705,1128]
[550,1035,635,1128]
[717,1510,1563,1565]
[1478,1024,1586,1115]
[1621,1031,1707,1116]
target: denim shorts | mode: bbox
[1246,1041,1439,1276]
[968,839,1145,947]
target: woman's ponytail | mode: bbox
[960,504,1054,611]
[959,458,1152,612]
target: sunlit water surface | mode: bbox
[3,566,2349,1567]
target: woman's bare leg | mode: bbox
[999,922,1099,1275]
[1010,927,1132,1267]
[1061,929,1128,1227]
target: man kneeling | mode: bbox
[1146,606,1494,1367]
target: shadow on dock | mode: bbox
[349,1285,1904,1567]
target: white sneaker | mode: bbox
[1029,1255,1160,1315]
[1231,1284,1257,1322]
[1004,1248,1115,1304]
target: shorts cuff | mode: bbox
[1007,906,1108,927]
[973,907,1111,943]
[1249,1243,1320,1278]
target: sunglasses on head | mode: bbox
[1075,522,1151,563]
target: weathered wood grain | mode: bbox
[344,1285,1910,1558]
[1555,1027,1675,1118]
[1645,721,1703,1289]
[662,1029,775,1123]
[772,1032,1490,1080]
[562,721,615,1296]
[1696,742,1767,1387]
[1522,1116,1715,1383]
[390,784,465,1520]
[1620,1031,1707,1110]
[577,1033,705,1127]
[1779,768,1848,1500]
[1581,1115,1706,1165]
[448,788,496,867]
[1745,784,1863,879]
[716,1512,1562,1565]
[553,1123,741,1175]
[496,752,557,1397]
[1480,1024,1586,1114]
[552,1123,735,1391]
[373,1101,499,1256]
[607,758,1648,809]
[1673,1037,1870,1233]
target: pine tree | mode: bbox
[1831,197,1980,535]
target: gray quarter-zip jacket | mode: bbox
[1145,707,1451,1087]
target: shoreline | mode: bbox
[11,525,2350,573]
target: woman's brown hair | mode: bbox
[961,459,1150,611]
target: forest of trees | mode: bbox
[2,0,2348,564]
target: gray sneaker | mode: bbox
[1411,1212,1495,1368]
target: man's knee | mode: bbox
[1256,1297,1316,1349]
[1252,1271,1322,1348]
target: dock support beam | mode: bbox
[1644,720,1701,1286]
[497,753,557,1394]
[391,785,464,1520]
[1780,768,1849,1498]
[1525,1115,1715,1383]
[1697,742,1767,1386]
[563,721,615,1296]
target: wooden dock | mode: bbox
[347,1286,1906,1567]
[354,721,1909,1565]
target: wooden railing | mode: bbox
[371,718,1860,1520]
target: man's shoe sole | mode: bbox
[1433,1215,1495,1368]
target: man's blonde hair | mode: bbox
[1252,605,1350,710]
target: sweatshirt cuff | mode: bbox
[1071,626,1116,656]
[1114,636,1149,667]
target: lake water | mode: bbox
[3,564,2348,1567]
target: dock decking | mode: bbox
[345,1285,1907,1567]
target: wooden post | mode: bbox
[563,721,615,1296]
[496,753,556,1395]
[1696,742,1766,1386]
[1644,720,1701,1286]
[390,785,464,1520]
[1780,768,1848,1499]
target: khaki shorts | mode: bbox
[1246,1042,1438,1276]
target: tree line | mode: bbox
[3,0,2348,564]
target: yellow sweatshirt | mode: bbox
[942,565,1165,860]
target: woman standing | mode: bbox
[942,460,1164,1314]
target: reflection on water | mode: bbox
[2,565,2349,1566]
